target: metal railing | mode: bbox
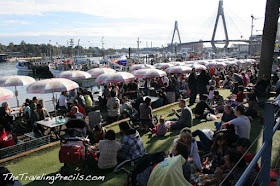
[236,103,278,186]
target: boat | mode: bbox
[0,54,7,63]
[100,54,128,71]
[16,60,33,72]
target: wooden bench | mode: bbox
[24,132,42,140]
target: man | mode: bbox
[118,122,146,161]
[34,104,50,135]
[222,104,251,139]
[187,68,198,106]
[0,125,15,148]
[214,105,236,130]
[211,90,225,113]
[170,99,193,129]
[67,99,86,117]
[70,106,85,119]
[106,91,120,124]
[214,148,259,186]
[194,94,214,119]
[59,91,68,112]
[102,85,111,99]
[0,102,13,132]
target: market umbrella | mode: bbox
[192,64,207,71]
[130,64,155,71]
[169,62,186,66]
[26,78,79,117]
[0,87,14,101]
[132,69,166,78]
[0,75,36,107]
[87,68,116,78]
[153,63,174,69]
[56,70,91,80]
[95,72,135,84]
[165,66,192,74]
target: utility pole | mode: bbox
[137,37,141,63]
[70,39,74,58]
[250,15,254,57]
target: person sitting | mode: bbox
[150,116,169,137]
[0,102,13,132]
[223,75,232,89]
[69,106,85,119]
[106,91,120,125]
[118,122,146,161]
[243,88,259,120]
[222,104,251,139]
[92,124,107,142]
[98,130,121,170]
[235,138,260,172]
[194,94,214,119]
[214,105,236,130]
[139,97,155,131]
[255,74,270,97]
[0,125,15,148]
[120,96,132,119]
[83,92,93,107]
[173,127,202,171]
[67,99,86,117]
[232,86,245,107]
[170,99,193,129]
[211,90,225,113]
[75,92,86,109]
[34,104,50,135]
[211,148,259,186]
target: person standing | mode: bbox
[188,68,198,106]
[197,70,210,100]
[106,91,120,124]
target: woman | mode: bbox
[98,130,121,169]
[139,97,155,131]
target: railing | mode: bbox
[235,103,278,186]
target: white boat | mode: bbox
[100,55,128,71]
[16,60,33,72]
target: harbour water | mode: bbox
[0,60,102,112]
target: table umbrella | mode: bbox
[56,70,91,80]
[130,64,155,71]
[104,72,135,84]
[87,68,116,78]
[26,78,79,118]
[192,64,207,71]
[0,87,14,101]
[169,62,186,66]
[153,63,174,69]
[165,66,192,74]
[132,69,167,78]
[0,75,36,107]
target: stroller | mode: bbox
[114,152,166,186]
[59,118,97,175]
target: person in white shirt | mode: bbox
[59,91,68,114]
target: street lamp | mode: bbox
[250,15,254,57]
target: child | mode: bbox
[150,116,169,137]
[203,132,228,174]
[173,127,202,171]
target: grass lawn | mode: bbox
[2,89,280,186]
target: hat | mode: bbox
[234,138,251,148]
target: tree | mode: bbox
[258,0,279,81]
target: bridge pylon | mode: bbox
[171,21,182,52]
[211,0,229,53]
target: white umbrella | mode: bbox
[195,60,209,66]
[27,78,79,117]
[105,72,135,83]
[133,69,166,78]
[165,66,192,74]
[130,64,155,71]
[0,75,36,107]
[95,72,135,84]
[56,70,91,80]
[192,64,207,71]
[153,63,174,69]
[183,61,195,65]
[0,87,14,101]
[87,68,116,78]
[169,62,186,66]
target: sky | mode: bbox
[0,0,268,49]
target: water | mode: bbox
[0,60,102,112]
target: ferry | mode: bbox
[16,60,33,72]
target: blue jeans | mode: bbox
[192,129,212,152]
[214,122,222,130]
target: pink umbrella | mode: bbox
[132,69,166,78]
[169,62,186,66]
[56,70,91,80]
[153,63,174,69]
[130,64,155,71]
[165,66,192,74]
[0,87,14,101]
[192,64,207,71]
[87,68,116,78]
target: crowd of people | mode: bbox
[1,60,279,185]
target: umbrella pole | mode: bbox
[15,86,19,107]
[52,92,57,121]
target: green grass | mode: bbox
[2,89,280,185]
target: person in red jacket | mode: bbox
[67,99,86,117]
[0,125,15,148]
